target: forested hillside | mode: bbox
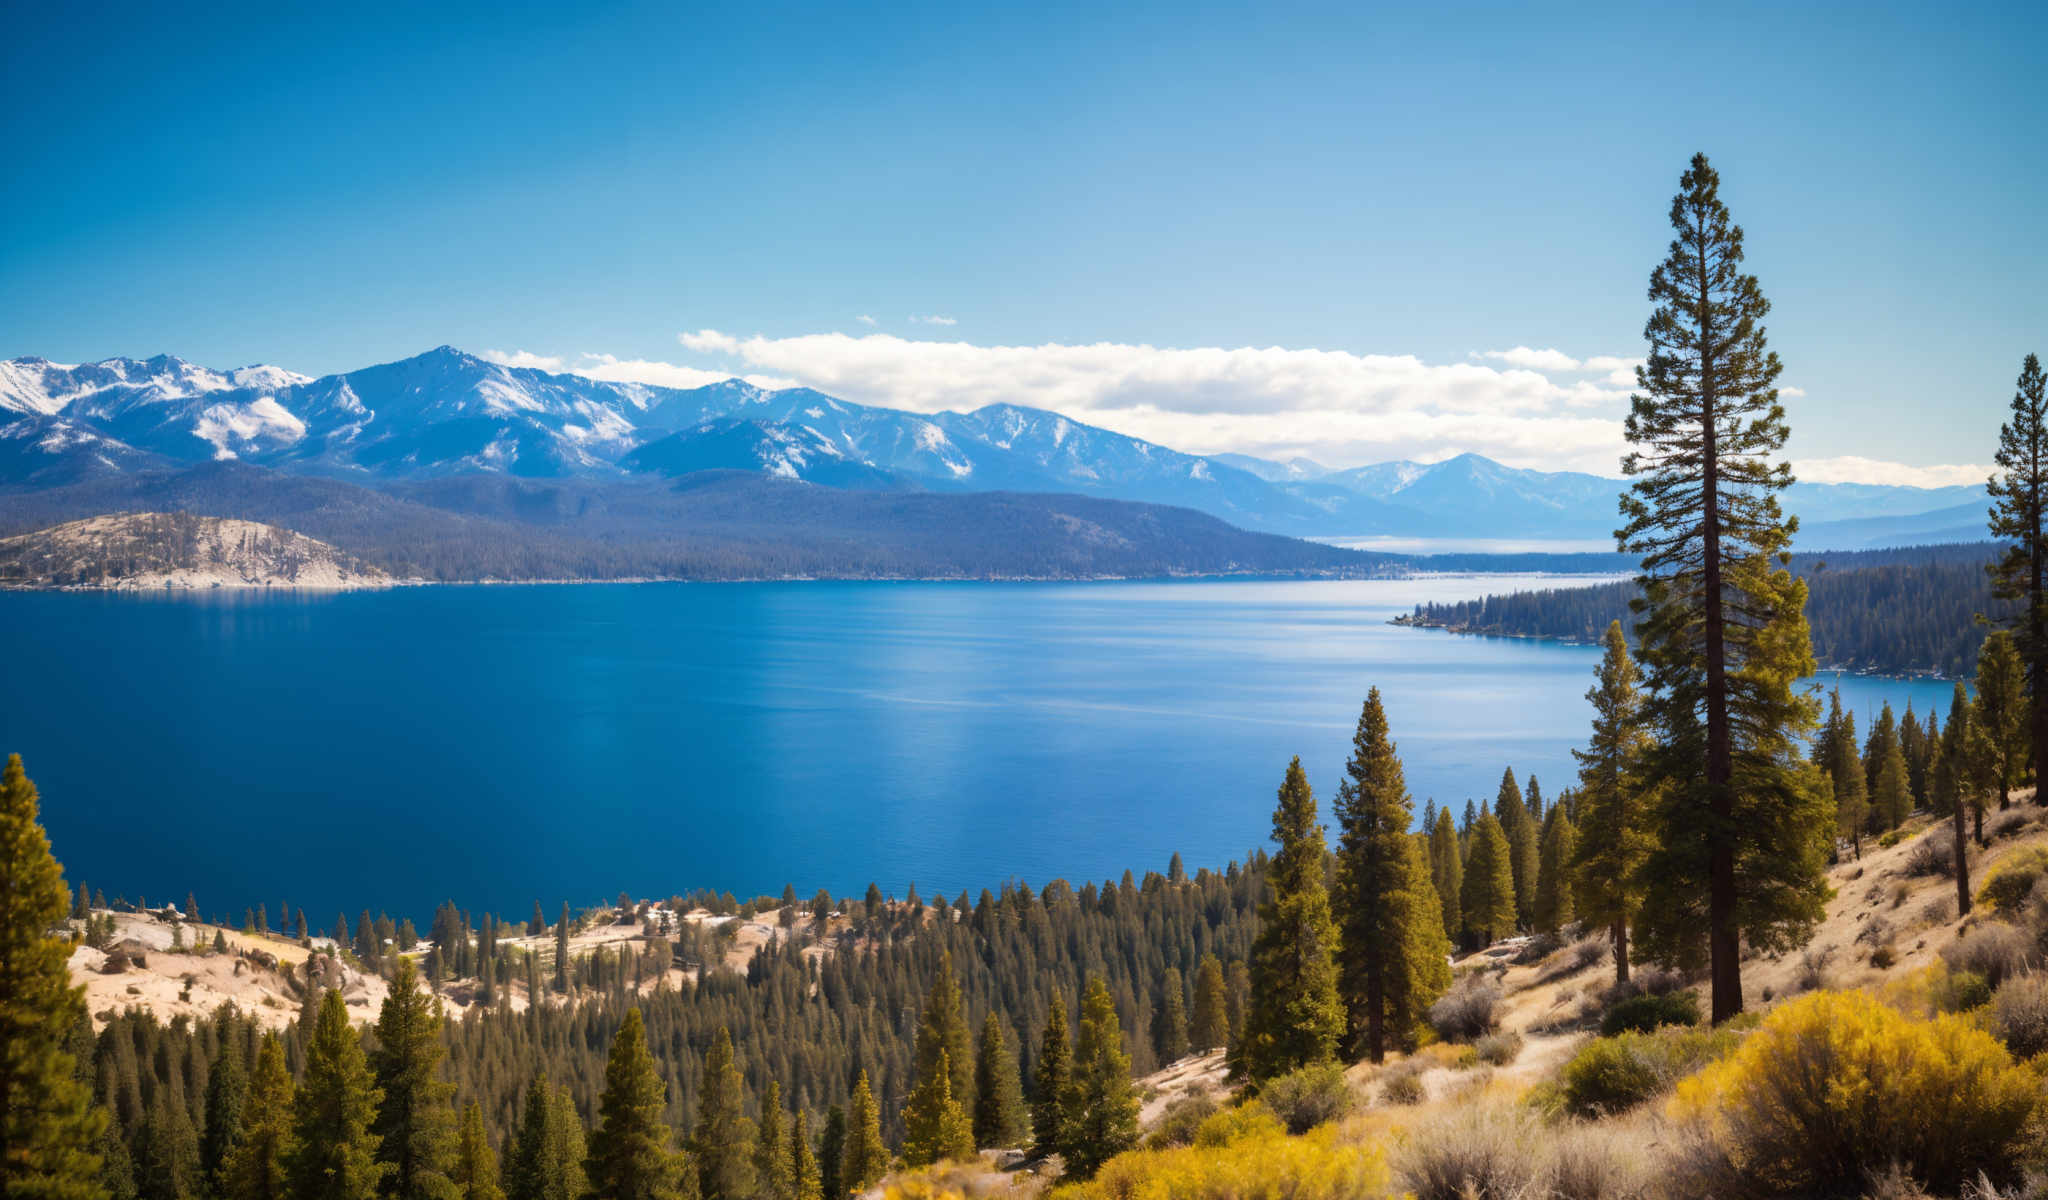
[1398,543,2006,676]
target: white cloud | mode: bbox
[663,329,1636,471]
[856,314,877,327]
[1780,385,1808,397]
[909,314,958,326]
[479,349,566,371]
[1792,456,1989,488]
[573,352,796,393]
[1478,346,1581,371]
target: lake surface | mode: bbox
[1,579,1955,926]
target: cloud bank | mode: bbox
[491,332,1982,487]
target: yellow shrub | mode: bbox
[1051,1125,1388,1200]
[1978,845,2048,913]
[1672,989,2041,1193]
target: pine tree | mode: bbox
[787,1111,819,1200]
[1977,631,2028,813]
[0,754,105,1200]
[1428,806,1463,941]
[1030,997,1071,1157]
[200,1015,249,1193]
[543,1088,586,1200]
[1815,691,1868,857]
[588,1010,682,1200]
[1240,757,1344,1082]
[553,905,570,995]
[1567,623,1654,982]
[909,953,975,1123]
[1533,806,1577,935]
[1492,769,1536,925]
[372,958,460,1200]
[1460,813,1517,947]
[1061,977,1138,1178]
[1187,956,1229,1055]
[504,1074,582,1200]
[815,1109,842,1200]
[900,1049,972,1167]
[1331,689,1452,1062]
[750,1082,791,1200]
[289,989,388,1200]
[837,1074,884,1199]
[453,1104,503,1200]
[1989,352,2048,798]
[134,1091,201,1200]
[1151,968,1188,1065]
[1620,153,1829,1022]
[970,1013,1026,1149]
[1868,705,1912,831]
[688,1027,753,1200]
[221,1034,293,1200]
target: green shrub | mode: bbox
[1934,968,1994,1013]
[1256,1061,1352,1135]
[1673,989,2040,1195]
[1599,989,1701,1036]
[1473,1030,1523,1066]
[1142,1093,1217,1149]
[1978,846,2048,913]
[1879,828,1907,849]
[1559,1025,1737,1117]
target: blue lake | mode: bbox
[0,579,1955,926]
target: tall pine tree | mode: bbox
[837,1073,884,1200]
[371,959,460,1200]
[288,989,388,1200]
[1460,812,1517,947]
[1620,153,1829,1022]
[1187,956,1229,1055]
[1331,690,1451,1062]
[587,1010,682,1200]
[221,1034,293,1200]
[1029,998,1070,1159]
[0,754,104,1200]
[1989,352,2048,799]
[970,1013,1026,1149]
[1060,978,1138,1179]
[1240,758,1344,1082]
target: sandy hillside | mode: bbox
[0,511,390,589]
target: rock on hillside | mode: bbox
[0,511,391,589]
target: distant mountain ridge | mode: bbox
[0,346,1987,546]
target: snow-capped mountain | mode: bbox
[0,346,1990,545]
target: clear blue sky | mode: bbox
[3,0,2042,477]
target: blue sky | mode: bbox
[3,0,2042,479]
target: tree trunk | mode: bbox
[1954,795,1973,918]
[1612,918,1630,985]
[1698,245,1741,1024]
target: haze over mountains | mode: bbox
[0,346,1987,550]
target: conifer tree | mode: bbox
[688,1027,753,1200]
[910,953,974,1121]
[1977,631,2028,813]
[222,1034,293,1200]
[837,1074,884,1199]
[1815,691,1868,857]
[1989,352,2048,796]
[1568,622,1654,980]
[504,1075,583,1200]
[815,1109,842,1200]
[1533,807,1577,935]
[0,753,104,1200]
[1492,769,1537,924]
[788,1111,820,1200]
[134,1091,201,1200]
[1331,689,1451,1061]
[1868,705,1912,831]
[371,959,460,1200]
[1620,153,1829,1022]
[1428,806,1463,941]
[553,906,570,995]
[200,1015,249,1193]
[1240,758,1344,1082]
[751,1082,791,1200]
[453,1104,503,1200]
[289,989,388,1200]
[1151,968,1187,1065]
[588,1010,682,1200]
[1461,812,1517,947]
[1030,997,1071,1156]
[900,1049,972,1167]
[1188,955,1229,1055]
[1060,978,1138,1178]
[1943,682,1993,847]
[970,1013,1026,1149]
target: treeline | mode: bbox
[1400,543,2008,677]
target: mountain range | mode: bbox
[0,346,1990,549]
